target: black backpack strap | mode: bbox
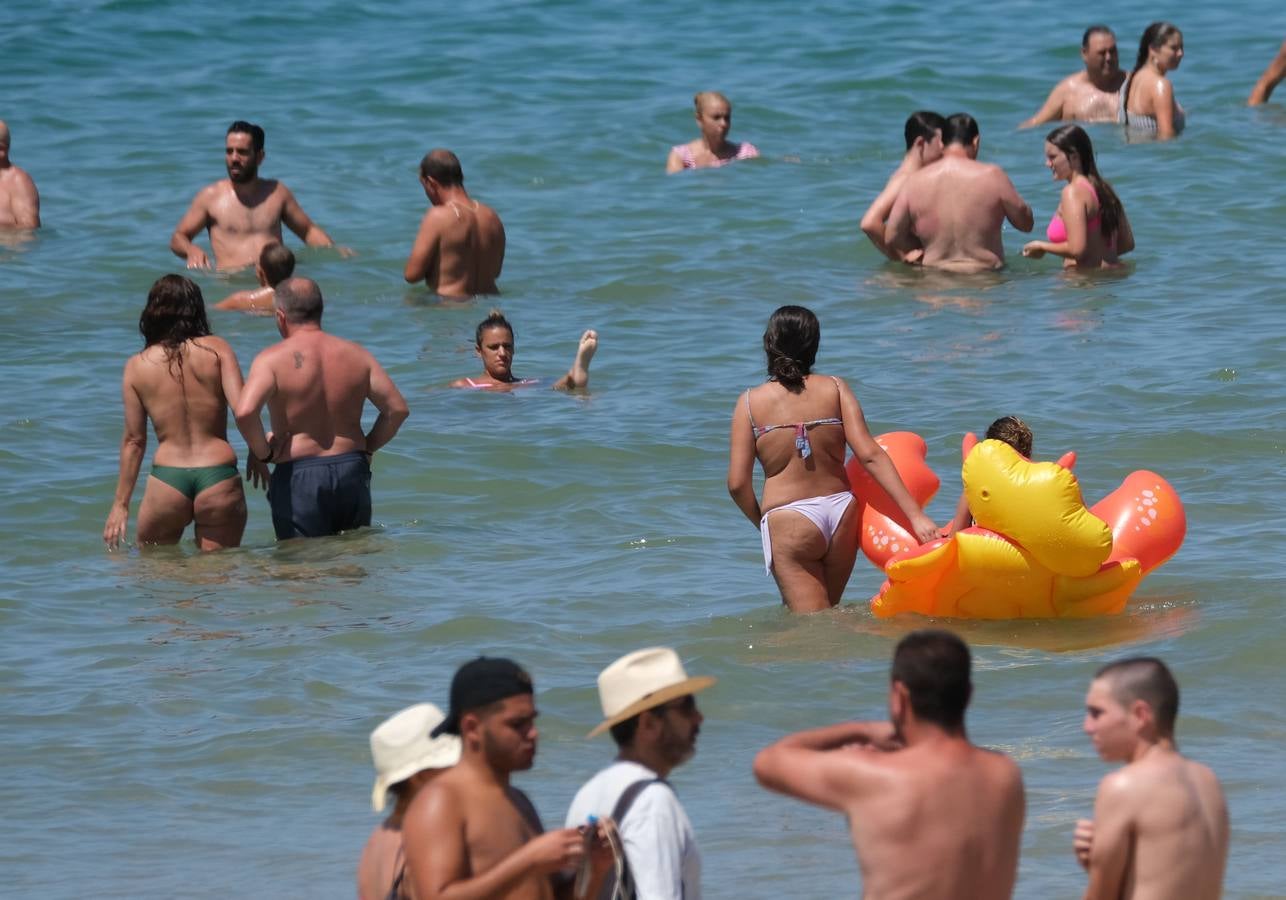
[600,778,670,900]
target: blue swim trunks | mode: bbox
[268,451,372,540]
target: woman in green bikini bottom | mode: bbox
[103,275,268,551]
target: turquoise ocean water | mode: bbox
[3,0,1285,896]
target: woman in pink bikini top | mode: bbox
[1022,124,1134,269]
[726,305,937,614]
[665,91,760,173]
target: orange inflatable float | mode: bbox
[846,434,1185,619]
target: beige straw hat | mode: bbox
[369,703,461,812]
[587,647,717,738]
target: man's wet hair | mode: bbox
[986,416,1033,457]
[274,277,323,324]
[227,120,265,153]
[258,242,295,287]
[943,113,979,147]
[1095,657,1179,736]
[904,111,947,150]
[891,629,972,730]
[1082,24,1115,49]
[420,148,464,187]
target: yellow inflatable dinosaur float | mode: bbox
[846,434,1186,619]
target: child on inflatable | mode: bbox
[942,416,1034,537]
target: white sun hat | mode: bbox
[370,703,462,812]
[587,647,717,738]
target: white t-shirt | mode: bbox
[565,760,701,900]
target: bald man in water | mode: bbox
[885,113,1032,272]
[404,149,505,297]
[1076,657,1229,900]
[0,121,40,229]
[754,630,1024,900]
[1022,26,1127,127]
[171,120,342,271]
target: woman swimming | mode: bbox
[665,91,760,173]
[1022,125,1134,268]
[450,309,597,391]
[727,306,937,613]
[1119,22,1186,139]
[104,275,266,551]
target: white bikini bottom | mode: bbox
[760,491,855,575]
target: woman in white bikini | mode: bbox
[727,306,937,613]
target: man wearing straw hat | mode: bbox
[565,647,715,900]
[358,703,461,900]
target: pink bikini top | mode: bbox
[1046,181,1101,243]
[673,141,759,169]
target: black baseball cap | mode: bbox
[432,657,534,737]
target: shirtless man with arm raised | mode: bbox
[754,630,1025,900]
[1076,657,1229,900]
[233,277,408,540]
[1022,26,1127,127]
[401,658,613,900]
[171,121,344,271]
[404,149,506,298]
[885,113,1033,272]
[0,121,40,229]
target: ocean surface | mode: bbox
[3,0,1285,896]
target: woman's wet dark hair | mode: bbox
[763,305,819,392]
[1123,22,1181,125]
[475,308,514,346]
[1045,124,1125,241]
[139,274,212,376]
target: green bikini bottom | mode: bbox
[150,463,240,500]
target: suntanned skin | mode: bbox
[0,121,40,229]
[1248,39,1286,105]
[104,336,268,551]
[1076,677,1229,900]
[170,130,339,271]
[860,129,944,260]
[1122,32,1185,141]
[404,178,505,298]
[885,141,1033,272]
[401,694,612,900]
[1021,32,1127,127]
[727,373,937,613]
[754,683,1025,900]
[233,279,408,464]
[450,326,597,392]
[1022,143,1135,268]
[357,769,443,900]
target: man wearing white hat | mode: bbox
[565,647,716,900]
[357,703,461,900]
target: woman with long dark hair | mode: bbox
[727,306,937,613]
[1119,22,1186,139]
[104,274,265,550]
[1022,125,1134,268]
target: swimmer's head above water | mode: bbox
[256,241,295,288]
[763,305,819,393]
[1133,22,1183,75]
[139,274,212,373]
[474,308,516,380]
[273,276,324,327]
[943,113,980,158]
[889,629,972,737]
[904,110,947,161]
[225,120,265,184]
[693,90,733,145]
[1087,656,1180,755]
[419,148,465,204]
[985,415,1034,458]
[1081,24,1120,78]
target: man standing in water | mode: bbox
[402,657,613,900]
[0,121,40,229]
[1022,26,1127,127]
[234,277,408,540]
[1076,657,1229,900]
[860,111,945,260]
[884,113,1033,271]
[753,630,1025,900]
[171,121,343,271]
[404,149,506,297]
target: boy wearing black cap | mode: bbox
[402,657,613,900]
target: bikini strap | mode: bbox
[744,389,758,433]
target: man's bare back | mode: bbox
[0,121,40,229]
[886,150,1032,272]
[1080,750,1228,900]
[405,198,505,297]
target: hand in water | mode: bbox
[186,248,211,270]
[103,503,129,549]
